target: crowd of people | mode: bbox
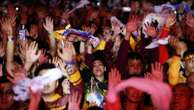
[0,0,194,110]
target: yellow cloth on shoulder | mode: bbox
[168,56,186,86]
[129,35,137,51]
[94,40,106,51]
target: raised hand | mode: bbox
[50,57,68,76]
[0,16,16,37]
[7,66,26,84]
[57,41,76,62]
[38,49,48,65]
[108,68,121,89]
[68,92,82,110]
[144,22,158,38]
[145,62,163,81]
[43,17,54,34]
[26,42,41,64]
[165,13,176,28]
[127,15,140,33]
[106,68,121,103]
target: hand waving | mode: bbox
[68,92,82,110]
[144,22,158,38]
[127,15,140,33]
[106,68,121,103]
[26,42,41,64]
[0,16,16,37]
[145,62,163,81]
[43,17,54,34]
[57,41,76,62]
[7,66,26,84]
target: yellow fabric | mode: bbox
[129,35,137,51]
[94,40,106,51]
[52,24,71,40]
[51,105,66,110]
[68,71,82,85]
[52,31,63,40]
[43,93,61,102]
[168,56,186,86]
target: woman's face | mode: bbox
[0,82,14,110]
[125,87,144,103]
[92,60,105,78]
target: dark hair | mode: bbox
[128,52,143,61]
[92,50,107,68]
[87,106,103,110]
[34,63,56,76]
[183,50,194,60]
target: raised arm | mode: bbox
[43,17,56,56]
[0,16,16,76]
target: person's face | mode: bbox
[30,24,38,39]
[185,58,194,74]
[125,87,144,103]
[127,59,143,75]
[92,60,105,77]
[39,70,58,94]
[103,27,111,40]
[130,1,140,12]
[0,82,14,110]
[171,86,192,110]
[142,1,152,12]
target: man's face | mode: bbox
[127,59,143,75]
[125,87,144,103]
[185,58,194,74]
[0,82,14,110]
[39,70,58,94]
[171,86,192,110]
[92,60,105,78]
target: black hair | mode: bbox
[92,50,108,80]
[128,52,143,62]
[92,50,107,68]
[87,106,103,110]
[183,50,194,60]
[34,63,56,76]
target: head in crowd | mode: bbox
[92,50,108,82]
[124,87,144,103]
[183,50,194,76]
[0,79,14,110]
[171,83,193,110]
[130,0,140,14]
[127,52,144,77]
[35,63,58,95]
